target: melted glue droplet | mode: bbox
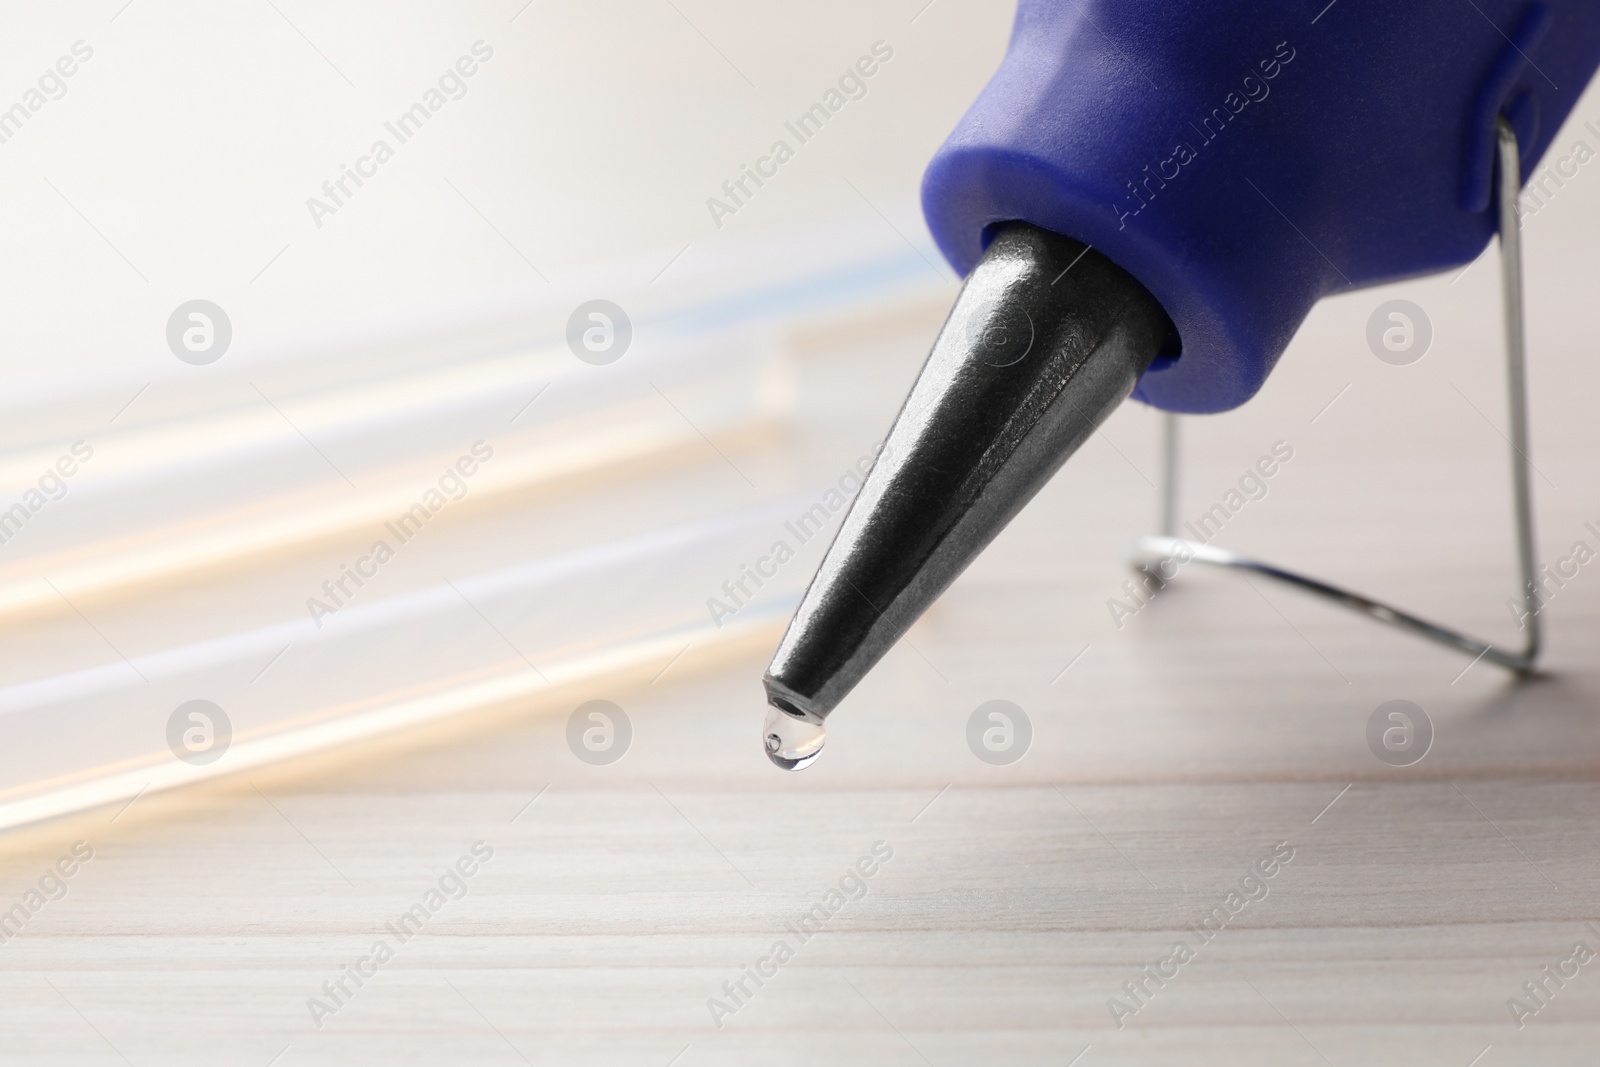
[763,704,826,771]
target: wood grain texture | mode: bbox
[2,240,1600,1067]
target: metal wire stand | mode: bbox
[1133,117,1541,674]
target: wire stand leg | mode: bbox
[1134,116,1540,674]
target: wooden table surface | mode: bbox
[2,240,1599,1067]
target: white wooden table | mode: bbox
[3,241,1599,1067]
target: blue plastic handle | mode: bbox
[921,1,1600,413]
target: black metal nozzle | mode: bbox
[763,222,1174,720]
